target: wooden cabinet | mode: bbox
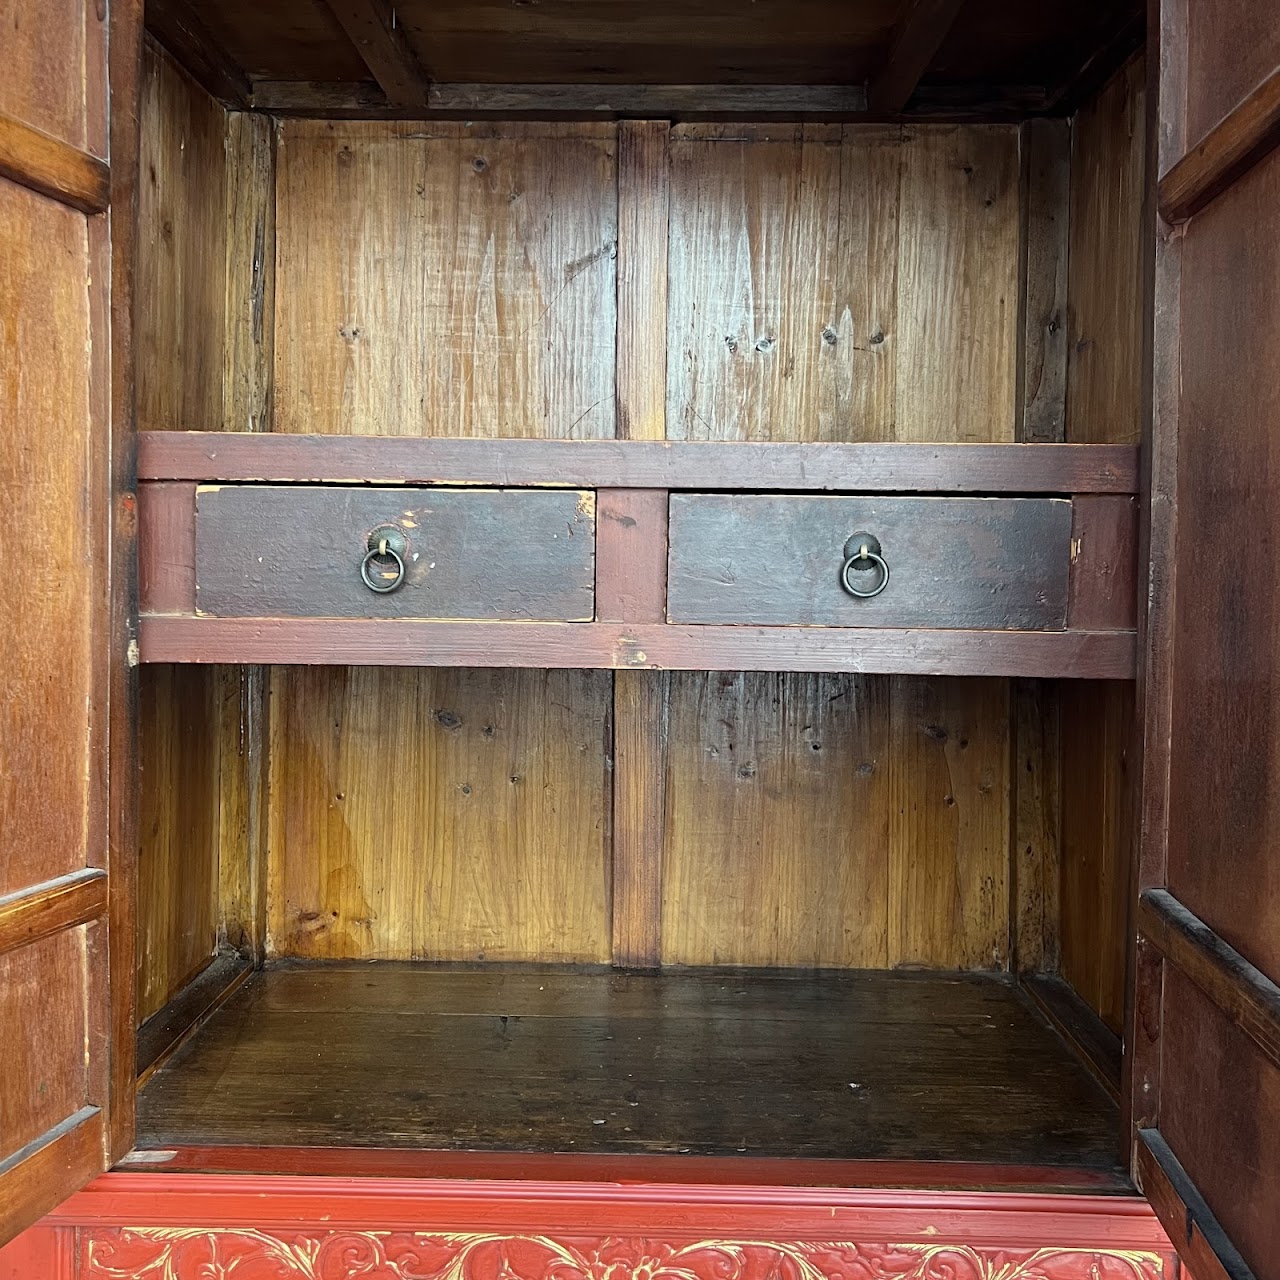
[1,1,1279,1279]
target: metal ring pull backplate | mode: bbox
[840,532,890,599]
[361,525,408,594]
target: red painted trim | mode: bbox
[113,1145,1131,1193]
[46,1174,1172,1250]
[0,1223,74,1277]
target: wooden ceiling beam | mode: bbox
[323,0,430,108]
[868,0,967,115]
[146,0,251,107]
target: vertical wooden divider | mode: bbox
[1011,117,1069,977]
[218,110,275,961]
[611,120,670,969]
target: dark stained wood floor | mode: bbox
[137,965,1123,1177]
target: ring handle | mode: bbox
[361,526,407,594]
[840,533,890,600]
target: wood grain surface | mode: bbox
[136,965,1122,1171]
[667,495,1072,630]
[267,667,612,963]
[666,124,1019,443]
[195,485,596,621]
[272,121,618,439]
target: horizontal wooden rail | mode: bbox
[251,81,871,118]
[138,434,1140,494]
[1138,888,1280,1071]
[139,617,1136,678]
[0,868,109,957]
[0,1108,105,1242]
[1137,1130,1253,1280]
[0,113,110,214]
[1159,67,1280,224]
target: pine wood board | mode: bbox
[272,120,619,439]
[266,667,612,964]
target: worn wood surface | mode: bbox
[1068,497,1139,631]
[136,951,254,1083]
[137,666,220,1022]
[138,482,196,614]
[888,678,1011,968]
[1136,1131,1249,1280]
[0,0,107,155]
[195,485,596,621]
[595,491,667,624]
[1139,890,1280,1073]
[136,42,228,434]
[612,673,669,969]
[144,0,251,106]
[1183,0,1280,149]
[137,434,1143,493]
[661,674,890,969]
[667,496,1072,631]
[0,113,110,213]
[1060,681,1132,1035]
[141,617,1138,678]
[867,0,966,114]
[1016,119,1070,444]
[1020,973,1122,1102]
[267,668,612,963]
[1011,679,1060,974]
[273,121,617,439]
[136,965,1122,1170]
[106,0,146,1168]
[323,0,430,107]
[1066,56,1147,446]
[615,120,668,441]
[140,0,1143,119]
[0,0,118,1219]
[1159,66,1280,224]
[1155,968,1280,1280]
[666,124,1018,443]
[1164,145,1280,986]
[0,872,109,959]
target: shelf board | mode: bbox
[139,617,1136,679]
[138,433,1140,495]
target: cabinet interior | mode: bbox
[131,21,1147,1187]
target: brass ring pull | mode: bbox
[840,533,890,600]
[361,527,407,594]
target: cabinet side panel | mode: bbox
[1056,56,1146,1030]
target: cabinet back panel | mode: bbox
[267,667,612,963]
[272,121,619,439]
[666,124,1020,443]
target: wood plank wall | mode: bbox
[1058,55,1147,1033]
[259,118,1028,970]
[136,41,272,1021]
[267,121,616,962]
[136,97,1136,981]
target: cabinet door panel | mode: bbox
[1140,2,1280,1278]
[0,0,137,1246]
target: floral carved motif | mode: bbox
[83,1230,1170,1280]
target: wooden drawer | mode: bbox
[195,486,596,620]
[667,495,1073,630]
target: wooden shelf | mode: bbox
[139,432,1140,493]
[137,434,1140,677]
[139,617,1136,677]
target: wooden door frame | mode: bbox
[1130,2,1280,1278]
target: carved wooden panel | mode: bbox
[82,1231,1171,1280]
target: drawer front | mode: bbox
[667,495,1072,630]
[196,486,595,620]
